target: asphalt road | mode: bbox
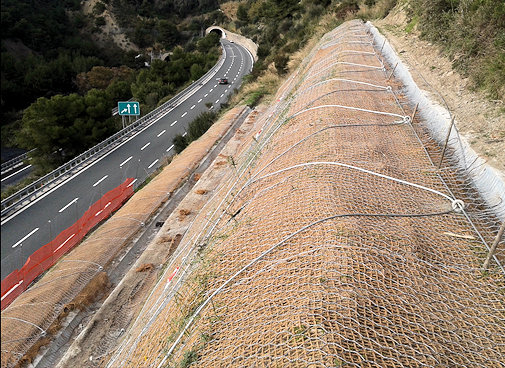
[1,163,33,190]
[1,40,253,279]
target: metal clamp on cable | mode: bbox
[451,199,465,213]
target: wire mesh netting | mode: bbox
[0,108,248,368]
[102,20,503,367]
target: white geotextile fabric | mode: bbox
[367,22,505,219]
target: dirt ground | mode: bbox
[56,106,265,367]
[374,5,504,177]
[82,0,138,51]
[97,20,504,367]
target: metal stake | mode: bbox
[438,116,456,169]
[387,63,398,81]
[483,221,505,270]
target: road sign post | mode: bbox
[118,101,140,116]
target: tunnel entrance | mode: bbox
[206,26,226,39]
[209,29,223,38]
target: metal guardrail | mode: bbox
[1,149,36,175]
[1,44,227,218]
[112,97,135,116]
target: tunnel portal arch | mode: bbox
[205,26,227,39]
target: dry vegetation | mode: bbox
[104,20,504,367]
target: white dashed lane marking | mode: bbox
[181,112,187,117]
[170,120,177,127]
[92,175,108,187]
[148,159,159,169]
[198,99,202,103]
[58,197,79,213]
[157,130,166,137]
[166,145,174,152]
[12,228,40,249]
[119,156,132,167]
[141,142,150,151]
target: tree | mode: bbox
[157,20,180,49]
[237,4,249,22]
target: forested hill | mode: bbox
[0,0,224,162]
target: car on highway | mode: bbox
[218,78,228,84]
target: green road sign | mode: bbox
[118,101,140,116]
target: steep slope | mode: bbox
[105,20,504,367]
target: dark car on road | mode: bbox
[218,78,228,84]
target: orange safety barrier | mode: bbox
[1,177,135,310]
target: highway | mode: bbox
[1,39,253,279]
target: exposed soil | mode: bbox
[374,6,504,177]
[54,106,263,367]
[82,0,138,52]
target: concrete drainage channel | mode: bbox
[31,107,252,368]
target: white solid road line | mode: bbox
[157,130,166,137]
[11,227,40,248]
[119,156,132,167]
[170,120,177,127]
[1,164,32,183]
[190,105,195,109]
[181,112,187,117]
[166,144,174,152]
[140,142,151,151]
[58,197,78,213]
[92,175,108,187]
[148,159,159,169]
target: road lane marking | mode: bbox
[59,197,78,213]
[1,280,24,301]
[1,165,33,183]
[220,94,224,98]
[54,234,75,252]
[215,99,220,104]
[209,88,213,92]
[166,144,174,152]
[182,132,187,137]
[204,94,208,97]
[197,99,202,103]
[170,120,177,127]
[181,112,187,117]
[157,130,166,137]
[190,105,195,109]
[1,43,241,226]
[92,175,108,187]
[140,142,150,151]
[214,84,217,87]
[148,159,159,169]
[12,228,39,248]
[119,156,132,167]
[95,202,111,217]
[127,179,137,188]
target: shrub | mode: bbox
[173,134,188,153]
